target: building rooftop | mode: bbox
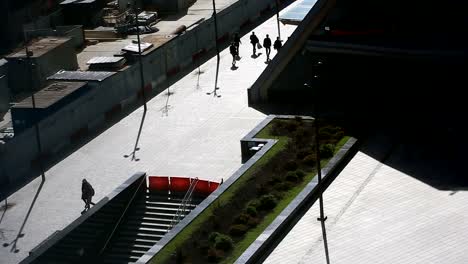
[6,37,72,59]
[13,81,88,109]
[47,70,115,81]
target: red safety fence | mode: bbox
[169,177,192,193]
[147,176,221,196]
[148,176,170,191]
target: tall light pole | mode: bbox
[207,0,221,97]
[24,32,45,181]
[305,71,330,264]
[126,0,148,161]
[275,0,281,40]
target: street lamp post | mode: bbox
[275,0,281,40]
[207,0,221,97]
[125,0,148,161]
[305,72,330,264]
[24,32,46,181]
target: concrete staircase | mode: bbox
[30,186,204,264]
[100,190,204,263]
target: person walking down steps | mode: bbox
[81,179,95,214]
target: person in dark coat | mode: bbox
[250,32,259,56]
[263,34,272,61]
[229,42,238,67]
[273,37,282,53]
[233,32,241,56]
[81,179,95,213]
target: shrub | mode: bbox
[247,199,260,209]
[286,171,298,182]
[320,143,335,158]
[283,160,299,171]
[229,224,249,237]
[275,182,294,191]
[295,170,306,179]
[303,154,317,166]
[208,232,220,244]
[208,232,233,251]
[258,194,278,210]
[214,234,233,251]
[234,213,251,225]
[246,206,258,217]
[247,216,261,227]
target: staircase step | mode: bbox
[113,241,153,250]
[119,225,168,235]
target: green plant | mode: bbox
[286,171,299,182]
[214,234,233,251]
[258,194,278,210]
[234,213,251,225]
[229,224,249,237]
[247,199,260,209]
[295,170,306,179]
[247,216,261,227]
[246,206,258,217]
[275,182,294,192]
[303,154,316,166]
[320,143,335,158]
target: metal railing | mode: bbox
[167,178,199,232]
[98,175,146,257]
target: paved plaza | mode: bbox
[265,134,468,264]
[0,13,297,264]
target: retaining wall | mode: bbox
[0,0,283,200]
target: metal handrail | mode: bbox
[167,177,199,232]
[98,175,146,257]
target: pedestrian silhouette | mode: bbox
[250,32,259,56]
[229,41,238,67]
[233,32,241,56]
[263,34,272,61]
[274,37,282,53]
[81,179,95,214]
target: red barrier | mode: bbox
[170,177,191,192]
[209,182,220,193]
[194,180,211,195]
[148,176,170,191]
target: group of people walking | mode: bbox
[230,32,282,67]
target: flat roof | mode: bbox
[279,0,318,25]
[48,70,116,82]
[86,56,125,65]
[7,37,72,58]
[13,81,87,109]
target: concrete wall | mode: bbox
[7,38,78,94]
[0,0,279,199]
[0,60,9,113]
[25,26,85,49]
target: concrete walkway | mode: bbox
[264,135,468,264]
[0,12,296,264]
